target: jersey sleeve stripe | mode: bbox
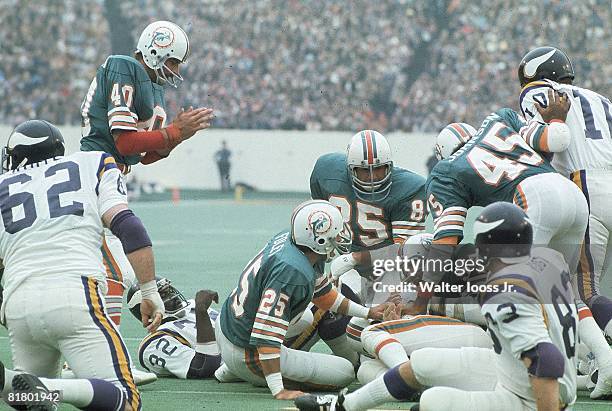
[250,330,284,344]
[442,206,468,214]
[393,228,424,237]
[253,321,287,336]
[255,312,289,327]
[433,226,464,240]
[108,115,137,126]
[392,221,425,226]
[254,317,288,331]
[108,106,138,119]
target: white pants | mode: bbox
[4,276,140,408]
[569,169,612,302]
[412,347,535,411]
[515,172,588,272]
[214,315,354,391]
[361,316,492,359]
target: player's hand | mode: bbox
[330,253,358,280]
[382,303,402,321]
[140,296,164,332]
[536,89,570,123]
[367,303,393,321]
[274,389,305,400]
[172,107,214,141]
[195,289,219,312]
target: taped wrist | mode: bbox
[265,372,284,396]
[109,209,152,253]
[522,342,565,378]
[187,352,222,379]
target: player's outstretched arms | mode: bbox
[102,204,163,331]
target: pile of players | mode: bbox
[0,18,610,411]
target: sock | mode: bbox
[104,279,125,327]
[577,304,612,365]
[42,378,125,410]
[590,295,612,336]
[344,365,417,411]
[39,378,94,407]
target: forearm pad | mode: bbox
[109,209,152,254]
[522,342,565,378]
[186,352,222,379]
[115,124,181,155]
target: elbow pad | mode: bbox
[109,209,152,254]
[546,121,571,152]
[522,342,565,378]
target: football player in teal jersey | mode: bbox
[407,95,588,315]
[81,20,213,171]
[79,20,215,329]
[310,130,427,251]
[217,200,387,400]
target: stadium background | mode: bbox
[0,0,611,409]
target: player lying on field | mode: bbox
[127,279,222,379]
[296,202,579,411]
[217,200,390,400]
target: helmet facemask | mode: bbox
[349,163,392,202]
[157,278,189,320]
[154,57,185,88]
[325,222,352,262]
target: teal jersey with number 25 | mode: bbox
[220,231,323,349]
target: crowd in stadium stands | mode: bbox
[1,0,610,132]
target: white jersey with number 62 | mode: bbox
[0,151,127,318]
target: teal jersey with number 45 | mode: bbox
[310,153,427,250]
[220,231,323,349]
[427,108,556,240]
[80,55,168,166]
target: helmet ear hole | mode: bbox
[317,238,325,245]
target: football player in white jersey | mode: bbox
[295,203,578,411]
[127,279,223,379]
[518,46,612,398]
[0,120,165,411]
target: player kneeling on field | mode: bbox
[128,278,222,379]
[217,200,390,400]
[296,202,578,411]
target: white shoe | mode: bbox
[214,363,242,383]
[131,368,157,386]
[591,354,612,399]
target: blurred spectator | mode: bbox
[0,0,609,132]
[214,140,232,191]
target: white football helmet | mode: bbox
[435,123,477,160]
[136,21,190,88]
[346,130,393,201]
[291,200,351,259]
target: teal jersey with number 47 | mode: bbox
[80,55,168,166]
[427,108,556,240]
[220,231,322,349]
[310,153,427,250]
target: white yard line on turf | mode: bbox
[152,390,272,396]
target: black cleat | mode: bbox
[8,373,58,411]
[294,389,347,411]
[410,404,420,411]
